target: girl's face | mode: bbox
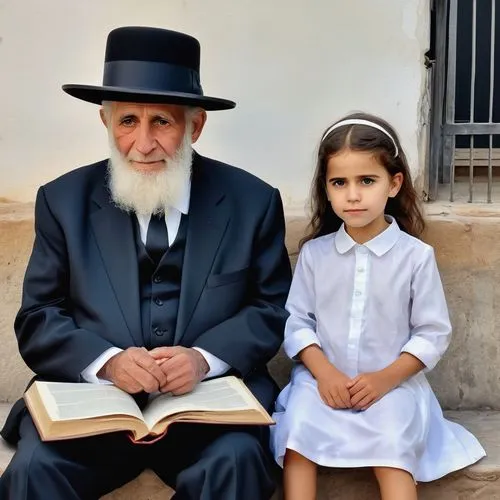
[325,149,403,241]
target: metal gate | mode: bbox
[429,0,499,202]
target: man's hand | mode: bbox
[149,346,209,395]
[347,371,394,410]
[316,365,352,409]
[97,347,168,394]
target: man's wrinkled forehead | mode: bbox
[108,101,187,121]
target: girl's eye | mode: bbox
[361,178,375,185]
[332,180,344,187]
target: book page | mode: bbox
[37,382,144,422]
[143,377,259,430]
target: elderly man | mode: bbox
[0,26,291,500]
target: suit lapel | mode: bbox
[90,181,142,346]
[175,154,230,343]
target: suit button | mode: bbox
[153,275,163,283]
[154,327,164,336]
[154,297,163,306]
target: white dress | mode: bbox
[270,218,485,481]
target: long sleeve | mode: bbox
[81,347,123,384]
[401,246,452,370]
[283,243,321,359]
[192,347,231,378]
[15,187,116,381]
[192,189,292,377]
[81,346,229,383]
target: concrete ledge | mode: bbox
[1,404,498,499]
[0,202,35,403]
[0,406,14,478]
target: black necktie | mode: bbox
[146,214,169,266]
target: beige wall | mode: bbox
[0,0,430,209]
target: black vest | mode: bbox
[134,214,188,349]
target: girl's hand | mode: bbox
[316,365,352,409]
[346,371,395,410]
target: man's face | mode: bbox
[102,102,203,174]
[101,102,206,216]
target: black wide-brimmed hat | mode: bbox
[62,26,235,111]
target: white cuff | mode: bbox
[284,328,321,360]
[192,347,231,379]
[81,347,123,384]
[401,337,441,371]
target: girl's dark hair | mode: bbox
[301,112,425,247]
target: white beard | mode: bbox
[107,125,193,217]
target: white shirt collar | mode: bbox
[334,216,402,257]
[173,176,191,215]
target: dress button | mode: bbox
[154,297,163,306]
[154,327,164,336]
[354,291,362,297]
[357,267,365,273]
[153,275,163,283]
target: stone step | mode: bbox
[0,405,13,477]
[1,404,499,499]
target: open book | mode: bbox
[24,376,274,443]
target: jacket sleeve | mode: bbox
[192,188,292,377]
[15,187,115,381]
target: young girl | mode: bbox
[270,112,486,499]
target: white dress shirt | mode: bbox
[82,179,230,383]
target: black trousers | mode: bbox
[0,412,276,500]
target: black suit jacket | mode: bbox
[2,152,292,444]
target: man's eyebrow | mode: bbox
[116,111,176,122]
[151,110,177,122]
[151,113,175,121]
[117,112,137,120]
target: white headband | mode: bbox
[321,118,399,157]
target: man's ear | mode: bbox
[190,109,207,144]
[99,108,108,128]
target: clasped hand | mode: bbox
[97,346,209,396]
[317,365,395,411]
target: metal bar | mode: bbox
[469,135,474,202]
[469,0,477,203]
[489,0,496,125]
[442,137,451,184]
[488,0,496,203]
[445,0,458,126]
[450,139,455,202]
[447,136,456,201]
[428,0,449,198]
[489,136,493,202]
[446,0,459,201]
[444,123,500,134]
